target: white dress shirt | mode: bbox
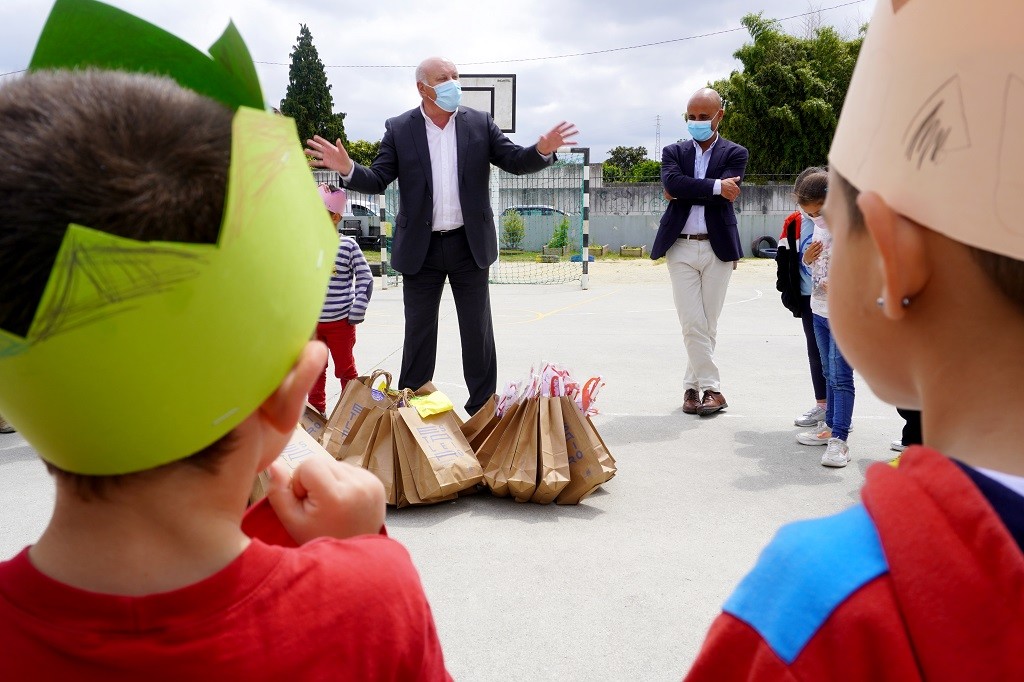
[339,106,464,232]
[341,104,553,232]
[680,135,723,235]
[421,105,464,232]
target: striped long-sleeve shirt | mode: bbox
[319,236,373,323]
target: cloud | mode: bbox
[1,0,876,160]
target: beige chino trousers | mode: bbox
[666,239,734,393]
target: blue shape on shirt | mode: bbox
[723,504,889,664]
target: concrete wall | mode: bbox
[589,183,795,257]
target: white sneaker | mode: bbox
[794,404,826,427]
[821,438,851,467]
[890,439,907,452]
[797,422,832,446]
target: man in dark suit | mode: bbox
[306,57,577,414]
[650,88,748,416]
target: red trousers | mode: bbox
[308,320,358,414]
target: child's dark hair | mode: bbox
[0,70,238,498]
[0,70,232,338]
[794,166,828,206]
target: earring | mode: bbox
[876,296,912,308]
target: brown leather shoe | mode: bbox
[683,389,701,414]
[698,390,728,416]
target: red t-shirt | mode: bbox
[0,532,452,680]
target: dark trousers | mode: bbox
[898,408,922,446]
[799,295,827,401]
[399,228,496,415]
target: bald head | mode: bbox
[687,88,723,115]
[415,57,458,85]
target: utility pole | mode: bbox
[654,114,661,157]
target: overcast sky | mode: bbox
[1,0,875,162]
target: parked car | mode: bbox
[339,200,382,250]
[501,205,569,217]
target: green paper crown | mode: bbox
[30,0,264,111]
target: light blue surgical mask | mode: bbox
[686,119,715,142]
[431,80,462,112]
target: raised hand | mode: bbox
[537,121,579,156]
[305,135,354,176]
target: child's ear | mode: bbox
[857,191,929,320]
[258,341,328,434]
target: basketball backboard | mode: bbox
[460,74,516,133]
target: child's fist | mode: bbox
[266,456,386,543]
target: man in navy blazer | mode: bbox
[307,57,577,414]
[651,88,748,416]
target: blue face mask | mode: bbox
[431,80,462,112]
[686,119,715,142]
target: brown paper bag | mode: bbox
[299,404,329,444]
[459,394,499,449]
[555,396,615,505]
[398,407,482,500]
[531,396,571,504]
[364,410,397,506]
[323,372,394,461]
[482,400,529,498]
[392,412,458,507]
[506,398,540,502]
[474,399,521,472]
[588,414,618,483]
[336,406,387,467]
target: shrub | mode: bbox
[501,210,525,250]
[548,216,570,249]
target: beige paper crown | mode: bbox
[829,0,1024,261]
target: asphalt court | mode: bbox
[0,258,902,680]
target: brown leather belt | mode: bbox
[678,233,710,241]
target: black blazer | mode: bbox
[344,106,553,274]
[650,137,749,262]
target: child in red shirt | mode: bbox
[685,0,1024,678]
[0,2,450,679]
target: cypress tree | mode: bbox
[279,24,347,145]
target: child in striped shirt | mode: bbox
[309,184,374,415]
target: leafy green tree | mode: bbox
[630,159,662,183]
[603,146,647,180]
[501,210,525,250]
[279,24,347,146]
[347,139,381,166]
[710,13,863,176]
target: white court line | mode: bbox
[724,288,763,306]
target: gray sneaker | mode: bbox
[794,404,826,427]
[797,422,832,446]
[821,438,851,468]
